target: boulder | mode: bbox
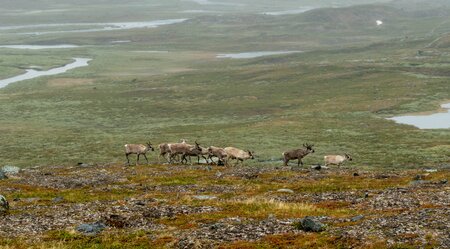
[295,216,326,232]
[2,166,20,175]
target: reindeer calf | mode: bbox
[324,154,352,167]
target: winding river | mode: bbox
[0,58,91,88]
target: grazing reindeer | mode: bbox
[324,153,352,167]
[223,147,254,166]
[207,146,228,165]
[282,143,315,167]
[181,141,209,165]
[124,142,154,165]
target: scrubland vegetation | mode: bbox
[0,0,449,248]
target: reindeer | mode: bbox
[158,139,187,163]
[223,147,254,166]
[207,146,228,165]
[180,141,209,165]
[124,142,154,165]
[324,153,352,167]
[282,143,315,167]
[167,140,195,164]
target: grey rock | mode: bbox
[76,222,106,235]
[0,195,9,214]
[2,166,20,175]
[277,188,294,194]
[295,216,326,232]
[439,179,448,184]
[350,215,365,222]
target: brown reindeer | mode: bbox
[125,142,154,165]
[282,143,315,167]
[181,141,209,164]
[158,139,187,163]
[207,146,228,165]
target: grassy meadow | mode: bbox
[0,0,449,168]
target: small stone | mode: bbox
[413,175,424,181]
[52,196,64,203]
[193,195,217,200]
[424,169,437,173]
[311,164,322,170]
[277,188,294,194]
[77,163,90,167]
[439,179,448,184]
[353,172,360,177]
[350,215,365,222]
[76,222,106,235]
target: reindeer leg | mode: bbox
[143,154,149,164]
[297,159,301,167]
[136,154,140,165]
[126,153,130,165]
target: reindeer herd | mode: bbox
[124,140,353,168]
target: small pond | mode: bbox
[262,7,315,15]
[388,103,450,129]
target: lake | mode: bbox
[0,44,79,49]
[388,103,450,129]
[217,51,302,59]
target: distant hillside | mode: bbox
[298,5,401,28]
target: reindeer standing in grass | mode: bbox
[282,143,315,167]
[124,142,154,165]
